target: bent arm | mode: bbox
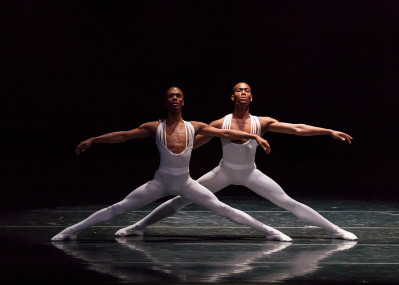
[199,125,258,140]
[192,119,221,149]
[193,121,271,154]
[193,135,214,149]
[264,118,352,143]
[75,122,156,155]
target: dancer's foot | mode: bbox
[266,231,293,242]
[330,239,358,251]
[51,230,77,241]
[332,229,358,241]
[114,225,144,237]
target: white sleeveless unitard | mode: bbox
[156,120,194,176]
[220,113,260,169]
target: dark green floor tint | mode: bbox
[1,197,398,284]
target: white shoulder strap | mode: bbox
[222,114,232,130]
[156,121,166,146]
[251,115,261,136]
[185,121,195,147]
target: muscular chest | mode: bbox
[230,119,252,133]
[229,119,252,144]
[164,123,189,153]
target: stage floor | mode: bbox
[1,197,399,284]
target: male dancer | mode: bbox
[116,82,357,240]
[51,87,292,241]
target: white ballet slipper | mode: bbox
[331,229,358,241]
[51,230,77,241]
[266,232,293,242]
[114,226,144,237]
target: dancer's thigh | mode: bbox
[117,179,167,210]
[196,165,231,193]
[161,167,228,209]
[158,166,228,209]
[245,169,296,208]
[180,179,227,211]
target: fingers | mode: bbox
[265,143,271,154]
[345,136,352,144]
[346,134,353,144]
[75,143,87,156]
[334,132,353,144]
[341,133,352,144]
[259,138,271,154]
[74,145,81,156]
[75,145,82,156]
[261,141,271,154]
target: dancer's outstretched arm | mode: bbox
[192,121,271,154]
[259,117,353,143]
[75,122,158,155]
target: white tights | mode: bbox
[58,170,284,237]
[131,163,341,233]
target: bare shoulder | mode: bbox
[258,116,278,123]
[140,121,159,129]
[190,121,208,132]
[258,116,279,132]
[138,121,160,135]
[209,117,224,128]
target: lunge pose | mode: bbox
[51,87,292,242]
[116,82,357,240]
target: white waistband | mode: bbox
[158,165,189,175]
[221,159,256,170]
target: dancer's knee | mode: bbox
[270,193,299,211]
[168,197,188,212]
[105,201,131,217]
[282,197,302,212]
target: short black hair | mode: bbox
[233,82,251,93]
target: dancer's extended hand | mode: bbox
[330,131,353,144]
[75,139,93,155]
[255,137,271,154]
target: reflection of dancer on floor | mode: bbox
[51,87,291,241]
[115,238,356,283]
[116,237,291,283]
[116,82,357,240]
[53,236,356,283]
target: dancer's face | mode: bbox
[231,83,252,105]
[165,87,184,112]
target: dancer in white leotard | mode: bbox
[116,82,357,241]
[51,86,292,242]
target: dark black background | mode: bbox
[2,0,398,213]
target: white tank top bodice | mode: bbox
[220,114,261,169]
[155,120,195,175]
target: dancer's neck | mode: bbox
[165,111,184,125]
[232,105,251,120]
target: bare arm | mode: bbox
[193,119,222,149]
[75,121,157,155]
[193,134,214,149]
[261,117,353,143]
[192,121,271,154]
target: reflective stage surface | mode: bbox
[1,197,399,284]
